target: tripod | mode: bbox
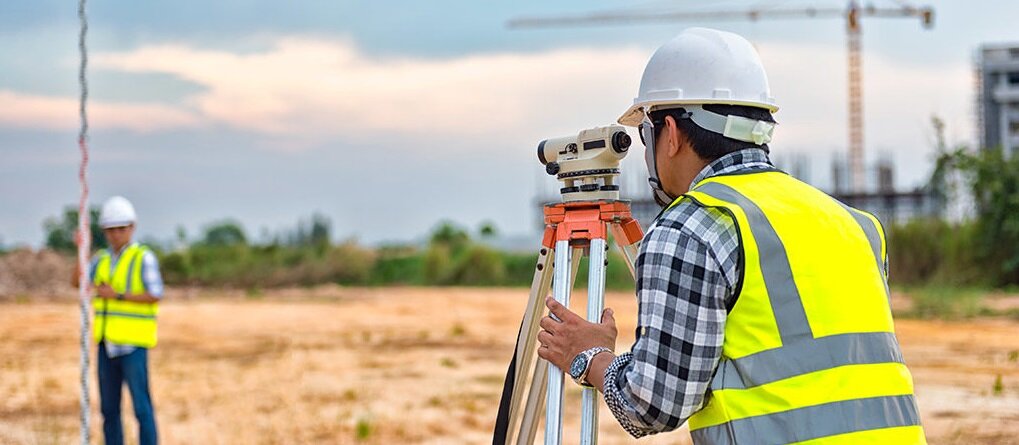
[494,200,643,445]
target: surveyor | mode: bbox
[73,196,162,445]
[535,28,925,443]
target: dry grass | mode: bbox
[1,286,1018,444]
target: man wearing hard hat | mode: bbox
[76,196,162,445]
[536,28,925,443]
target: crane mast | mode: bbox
[848,2,865,192]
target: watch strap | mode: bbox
[574,346,612,387]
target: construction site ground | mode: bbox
[1,287,1017,444]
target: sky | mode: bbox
[1,0,1015,247]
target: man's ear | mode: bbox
[663,115,682,158]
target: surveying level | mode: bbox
[494,126,644,445]
[537,125,631,202]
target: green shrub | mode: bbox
[501,252,541,286]
[327,242,375,285]
[159,250,194,284]
[354,416,373,441]
[443,245,506,286]
[370,247,424,285]
[422,244,452,285]
[903,286,989,319]
[158,241,376,287]
[888,219,986,287]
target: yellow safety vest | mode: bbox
[670,170,924,444]
[93,243,159,348]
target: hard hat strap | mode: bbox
[685,105,775,145]
[640,112,678,207]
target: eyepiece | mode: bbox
[545,162,560,176]
[612,131,631,153]
[537,140,549,165]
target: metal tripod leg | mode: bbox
[580,237,608,445]
[515,246,584,445]
[545,241,580,445]
[517,359,547,445]
[503,244,555,444]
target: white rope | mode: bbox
[77,0,92,443]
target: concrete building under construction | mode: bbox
[827,156,942,226]
[978,42,1019,155]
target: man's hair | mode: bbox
[650,104,776,161]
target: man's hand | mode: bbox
[96,284,117,299]
[536,296,617,373]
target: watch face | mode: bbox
[569,354,587,379]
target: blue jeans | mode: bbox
[98,343,158,445]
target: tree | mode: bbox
[479,221,498,239]
[430,221,470,253]
[296,213,331,246]
[278,213,331,247]
[933,145,1019,285]
[43,206,107,253]
[201,220,248,246]
[174,225,188,247]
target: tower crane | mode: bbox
[509,2,934,193]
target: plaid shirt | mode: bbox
[602,148,774,438]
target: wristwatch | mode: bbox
[116,293,125,301]
[569,346,612,387]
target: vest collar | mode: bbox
[689,148,773,191]
[106,241,139,260]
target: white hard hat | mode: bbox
[99,196,137,228]
[618,27,778,127]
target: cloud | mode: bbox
[92,39,648,144]
[2,36,972,169]
[0,90,201,132]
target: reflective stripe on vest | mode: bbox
[671,172,924,445]
[93,243,159,348]
[694,395,921,445]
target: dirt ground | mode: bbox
[1,286,1017,444]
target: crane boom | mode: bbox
[509,6,932,29]
[508,3,934,193]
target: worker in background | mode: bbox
[73,196,162,445]
[536,28,925,443]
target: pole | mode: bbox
[76,0,92,443]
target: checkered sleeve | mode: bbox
[602,203,734,438]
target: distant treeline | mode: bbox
[38,210,636,290]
